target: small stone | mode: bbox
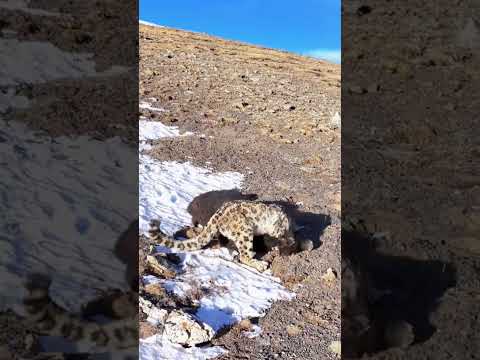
[140,321,159,339]
[238,319,253,330]
[299,239,314,252]
[144,283,167,297]
[257,336,271,347]
[139,296,168,326]
[146,254,177,279]
[321,268,337,283]
[164,310,215,346]
[329,341,341,357]
[286,324,302,336]
[303,310,328,326]
[330,112,341,129]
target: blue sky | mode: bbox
[139,0,341,63]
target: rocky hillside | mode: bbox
[140,23,341,360]
[140,24,340,144]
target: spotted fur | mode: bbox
[148,200,296,271]
[22,274,138,355]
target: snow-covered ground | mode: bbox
[139,19,165,28]
[0,98,293,358]
[140,101,167,113]
[0,121,136,314]
[141,335,226,360]
[139,157,244,236]
[139,102,295,359]
[144,248,293,331]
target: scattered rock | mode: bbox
[303,310,328,326]
[139,296,168,327]
[164,310,215,346]
[144,283,167,297]
[257,336,271,347]
[298,238,314,252]
[144,69,154,77]
[138,23,340,359]
[238,319,253,331]
[321,268,337,283]
[242,324,262,339]
[329,341,341,357]
[146,254,177,279]
[286,324,302,336]
[140,321,159,339]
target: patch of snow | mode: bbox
[140,101,167,112]
[140,20,165,28]
[0,39,128,89]
[138,113,242,236]
[243,324,262,338]
[138,102,192,152]
[139,158,243,236]
[0,120,136,314]
[141,335,226,360]
[138,115,293,359]
[139,119,189,142]
[145,248,294,332]
[330,111,341,129]
[0,0,61,16]
[0,39,95,86]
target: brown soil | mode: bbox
[1,1,138,143]
[140,24,341,359]
[342,1,479,359]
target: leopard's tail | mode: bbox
[148,219,217,251]
[23,274,138,351]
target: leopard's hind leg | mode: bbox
[219,219,268,272]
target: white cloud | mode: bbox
[303,49,341,64]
